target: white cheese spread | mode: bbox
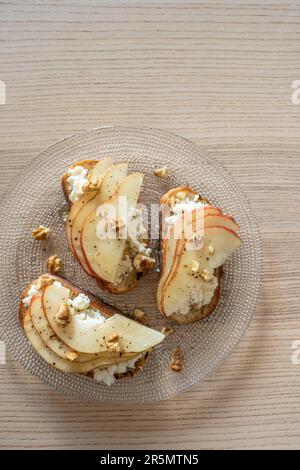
[93,354,142,386]
[165,195,205,230]
[114,254,134,285]
[67,293,106,324]
[67,165,89,203]
[174,274,218,316]
[23,284,39,307]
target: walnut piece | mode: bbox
[208,245,215,256]
[106,333,121,352]
[175,191,187,201]
[32,225,50,241]
[55,303,70,326]
[46,255,63,274]
[170,347,183,372]
[154,166,169,178]
[200,268,213,282]
[161,326,174,336]
[36,275,54,290]
[133,308,148,325]
[84,175,101,193]
[135,356,146,370]
[191,260,200,273]
[133,253,156,272]
[65,350,78,361]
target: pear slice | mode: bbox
[161,226,241,317]
[43,282,165,354]
[66,157,113,259]
[23,309,139,374]
[204,214,239,231]
[29,294,132,363]
[81,172,144,283]
[70,163,128,275]
[204,206,222,216]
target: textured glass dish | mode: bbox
[0,127,262,403]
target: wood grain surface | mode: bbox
[0,0,300,450]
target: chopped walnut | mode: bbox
[65,350,78,361]
[84,175,101,193]
[133,253,156,272]
[133,308,148,325]
[32,225,50,241]
[154,166,169,178]
[170,347,183,372]
[106,333,121,352]
[208,245,215,256]
[46,255,63,274]
[175,191,187,201]
[135,356,146,370]
[55,303,70,326]
[200,268,213,282]
[161,326,174,336]
[36,275,54,290]
[191,260,200,273]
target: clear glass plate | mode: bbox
[0,127,262,403]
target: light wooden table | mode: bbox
[0,0,300,450]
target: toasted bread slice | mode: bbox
[20,275,163,383]
[158,187,227,324]
[63,160,154,295]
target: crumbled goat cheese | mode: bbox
[67,166,89,203]
[174,274,218,315]
[23,284,39,307]
[93,354,142,386]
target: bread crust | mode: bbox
[158,187,223,324]
[61,159,98,203]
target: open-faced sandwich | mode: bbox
[20,274,165,385]
[62,158,155,294]
[157,187,241,324]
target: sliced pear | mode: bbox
[23,309,139,374]
[204,206,222,216]
[204,214,239,231]
[161,226,241,316]
[81,173,144,283]
[43,282,164,353]
[70,163,128,274]
[29,294,132,363]
[66,157,113,263]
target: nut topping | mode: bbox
[154,166,169,178]
[208,245,215,256]
[32,225,50,241]
[106,333,121,352]
[191,260,200,273]
[133,308,148,325]
[84,175,101,193]
[200,268,213,282]
[46,255,63,274]
[55,303,70,326]
[65,351,78,361]
[161,326,174,336]
[36,275,54,290]
[133,253,156,272]
[170,347,183,372]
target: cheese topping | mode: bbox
[174,274,218,316]
[67,293,106,324]
[67,165,89,203]
[93,354,142,386]
[164,195,205,230]
[23,284,39,308]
